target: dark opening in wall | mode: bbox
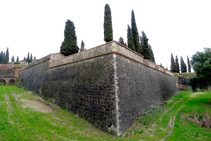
[0,79,6,85]
[9,79,15,85]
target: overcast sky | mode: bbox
[0,0,211,70]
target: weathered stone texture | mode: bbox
[116,54,177,134]
[17,57,49,94]
[16,41,177,136]
[41,54,117,134]
[0,67,17,78]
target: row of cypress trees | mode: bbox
[59,4,155,64]
[170,53,191,73]
[104,5,155,62]
[0,48,9,64]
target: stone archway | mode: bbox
[0,78,16,85]
[0,78,6,85]
[9,79,16,85]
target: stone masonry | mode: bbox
[17,41,177,135]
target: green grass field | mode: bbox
[0,86,211,140]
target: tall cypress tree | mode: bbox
[60,20,79,56]
[187,56,191,72]
[11,55,15,62]
[175,56,179,73]
[16,56,19,62]
[6,47,9,63]
[180,56,187,73]
[27,52,29,63]
[131,10,141,54]
[30,53,33,63]
[148,44,155,62]
[171,53,176,72]
[140,31,150,59]
[127,25,135,51]
[80,40,85,52]
[2,52,7,64]
[0,51,3,63]
[104,4,113,42]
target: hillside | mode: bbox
[0,86,211,140]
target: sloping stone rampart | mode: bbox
[17,41,177,135]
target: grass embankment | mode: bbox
[0,86,211,140]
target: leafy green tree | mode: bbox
[175,56,179,73]
[127,25,135,51]
[187,56,191,72]
[104,4,113,42]
[180,56,187,73]
[60,20,79,56]
[148,44,155,62]
[80,40,85,52]
[6,47,9,63]
[188,48,211,91]
[140,31,150,60]
[170,53,176,72]
[131,10,141,54]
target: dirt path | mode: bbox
[159,116,176,141]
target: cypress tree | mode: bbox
[175,56,179,73]
[0,51,3,63]
[27,52,29,63]
[16,56,19,62]
[171,53,176,72]
[118,37,125,46]
[104,4,113,42]
[180,56,187,73]
[34,56,36,60]
[124,42,127,47]
[2,52,7,64]
[148,44,155,62]
[6,47,9,63]
[187,56,191,72]
[140,31,150,59]
[11,55,15,62]
[131,10,141,54]
[80,40,85,52]
[60,20,79,56]
[127,25,135,51]
[30,53,33,63]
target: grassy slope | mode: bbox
[0,86,211,140]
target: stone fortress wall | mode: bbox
[17,41,177,135]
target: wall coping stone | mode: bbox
[49,41,174,77]
[19,55,51,72]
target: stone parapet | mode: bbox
[19,55,51,72]
[48,41,174,77]
[0,64,25,68]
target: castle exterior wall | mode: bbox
[16,41,177,135]
[17,55,50,94]
[41,54,117,134]
[0,65,25,78]
[116,54,177,134]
